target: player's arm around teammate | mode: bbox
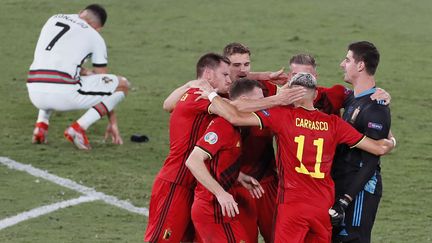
[202,78,395,152]
[186,148,239,218]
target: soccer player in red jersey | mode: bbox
[197,75,394,243]
[222,43,279,243]
[144,53,232,243]
[185,81,266,243]
[161,43,300,243]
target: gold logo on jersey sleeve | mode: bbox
[180,93,189,101]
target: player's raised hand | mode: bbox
[269,67,289,85]
[276,86,307,106]
[370,87,391,105]
[237,172,264,199]
[216,191,239,218]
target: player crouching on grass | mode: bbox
[185,79,266,243]
[27,4,129,150]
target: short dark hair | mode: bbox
[223,42,251,57]
[84,4,107,26]
[289,54,316,68]
[229,79,263,100]
[348,41,380,75]
[196,53,231,78]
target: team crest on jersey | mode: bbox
[349,106,361,124]
[261,109,270,117]
[204,132,218,145]
[102,76,113,84]
[162,228,171,240]
[368,122,383,131]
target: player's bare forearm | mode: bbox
[107,110,117,123]
[210,97,260,126]
[356,136,394,156]
[231,95,281,112]
[163,82,190,112]
[229,86,306,113]
[185,148,239,217]
[105,110,123,144]
[186,148,224,195]
[248,69,288,85]
[247,71,271,81]
[163,79,210,112]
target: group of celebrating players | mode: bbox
[26,4,395,243]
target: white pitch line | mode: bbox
[0,156,149,217]
[0,195,97,230]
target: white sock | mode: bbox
[77,109,100,130]
[37,110,52,125]
[77,91,126,130]
[101,91,125,111]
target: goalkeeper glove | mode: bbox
[329,194,351,226]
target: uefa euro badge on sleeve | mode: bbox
[204,132,218,145]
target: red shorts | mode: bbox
[144,177,194,243]
[193,221,248,243]
[234,178,277,243]
[256,179,278,242]
[192,197,249,243]
[273,203,332,243]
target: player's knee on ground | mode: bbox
[115,76,130,95]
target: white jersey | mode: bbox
[29,14,107,83]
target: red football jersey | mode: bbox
[194,117,242,223]
[259,80,278,97]
[255,106,364,208]
[314,84,349,115]
[157,88,214,188]
[236,80,278,182]
[238,126,277,182]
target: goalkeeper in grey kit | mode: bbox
[330,41,393,243]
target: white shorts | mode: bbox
[27,74,119,111]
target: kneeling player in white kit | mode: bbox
[27,4,129,150]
